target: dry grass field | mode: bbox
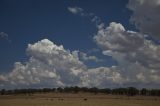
[0,93,160,106]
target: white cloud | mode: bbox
[72,50,103,62]
[0,39,86,88]
[68,7,84,15]
[81,66,125,87]
[0,37,160,88]
[79,52,103,62]
[68,6,103,26]
[94,22,160,86]
[127,0,160,39]
[0,75,7,81]
[0,32,8,38]
[0,32,11,42]
[68,6,160,86]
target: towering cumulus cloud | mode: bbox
[128,0,160,39]
[0,39,86,88]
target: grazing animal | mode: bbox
[84,98,87,101]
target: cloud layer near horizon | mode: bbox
[0,39,126,88]
[1,26,160,88]
[0,39,86,88]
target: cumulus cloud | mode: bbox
[94,22,160,86]
[0,38,150,88]
[0,39,86,88]
[0,36,160,88]
[72,3,160,88]
[127,0,160,39]
[81,66,125,87]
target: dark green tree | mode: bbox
[140,88,148,95]
[127,87,139,96]
[1,89,6,95]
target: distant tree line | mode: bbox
[0,87,160,96]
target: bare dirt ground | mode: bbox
[0,93,160,106]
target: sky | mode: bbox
[0,0,160,89]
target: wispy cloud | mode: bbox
[0,32,8,39]
[79,52,103,62]
[68,7,84,15]
[87,48,100,53]
[68,6,103,27]
[72,50,103,62]
[0,32,11,43]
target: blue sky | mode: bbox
[0,0,160,89]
